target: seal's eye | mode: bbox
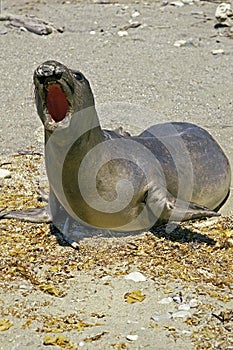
[72,71,84,81]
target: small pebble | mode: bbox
[211,49,225,55]
[101,275,111,281]
[0,169,11,179]
[158,297,173,304]
[172,310,191,319]
[171,1,184,7]
[182,330,192,335]
[126,334,138,341]
[174,39,194,47]
[178,304,191,311]
[90,30,96,35]
[152,312,172,322]
[79,341,85,347]
[117,30,128,37]
[174,39,187,47]
[189,298,198,308]
[19,285,30,290]
[131,11,140,18]
[124,271,146,282]
[127,320,138,324]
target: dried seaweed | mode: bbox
[43,335,77,349]
[0,319,13,331]
[124,290,146,304]
[0,153,233,349]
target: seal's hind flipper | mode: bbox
[171,201,220,222]
[0,205,52,223]
[147,187,220,226]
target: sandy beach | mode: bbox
[0,0,233,349]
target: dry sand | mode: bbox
[0,0,233,349]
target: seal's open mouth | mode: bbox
[46,83,69,123]
[34,61,75,130]
[42,80,73,130]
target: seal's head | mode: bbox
[34,60,95,131]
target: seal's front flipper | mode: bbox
[0,205,52,223]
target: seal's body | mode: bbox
[2,61,231,233]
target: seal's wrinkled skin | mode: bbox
[2,61,231,236]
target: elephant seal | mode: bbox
[2,60,231,235]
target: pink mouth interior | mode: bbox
[46,84,69,122]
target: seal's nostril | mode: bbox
[36,64,55,77]
[36,64,63,84]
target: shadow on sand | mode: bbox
[50,219,216,248]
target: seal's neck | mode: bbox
[44,106,106,160]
